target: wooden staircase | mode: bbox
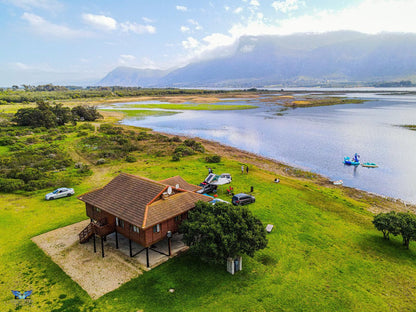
[79,222,94,243]
[79,218,116,244]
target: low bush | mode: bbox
[205,155,221,163]
[125,155,137,163]
[174,145,195,157]
[172,153,181,161]
[0,178,25,192]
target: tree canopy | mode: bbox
[12,101,101,128]
[180,201,267,264]
[373,211,416,249]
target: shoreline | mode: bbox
[99,98,415,215]
[193,136,416,213]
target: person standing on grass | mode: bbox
[241,165,244,174]
[246,166,249,174]
[208,167,212,174]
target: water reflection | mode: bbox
[118,93,416,203]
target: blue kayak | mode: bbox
[344,154,360,166]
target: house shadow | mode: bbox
[88,231,189,269]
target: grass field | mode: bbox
[1,116,416,311]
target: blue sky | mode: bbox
[1,0,415,86]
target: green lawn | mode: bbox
[0,114,415,312]
[1,152,416,311]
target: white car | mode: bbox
[45,187,75,200]
[209,198,231,205]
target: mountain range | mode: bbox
[98,31,416,88]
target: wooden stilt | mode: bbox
[93,234,96,253]
[115,229,119,249]
[129,239,132,257]
[146,247,149,268]
[101,236,104,258]
[168,237,172,256]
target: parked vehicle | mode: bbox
[209,198,231,205]
[45,187,75,200]
[196,183,217,194]
[232,193,255,205]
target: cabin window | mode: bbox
[174,215,181,222]
[153,224,160,233]
[132,225,140,233]
[116,217,124,228]
[94,207,101,212]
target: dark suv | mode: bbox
[232,193,255,205]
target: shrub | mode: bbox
[25,179,51,191]
[78,123,95,131]
[125,155,137,163]
[78,164,92,174]
[98,124,122,135]
[96,158,106,165]
[0,136,15,146]
[184,139,205,152]
[172,153,181,161]
[0,178,25,192]
[205,155,221,163]
[71,105,102,121]
[174,144,195,157]
[170,136,181,142]
[137,131,150,141]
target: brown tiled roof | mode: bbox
[78,173,211,229]
[158,175,202,192]
[78,173,166,228]
[144,192,212,229]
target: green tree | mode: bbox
[397,212,416,249]
[180,201,267,264]
[51,104,72,126]
[71,105,102,121]
[373,211,400,240]
[13,105,56,128]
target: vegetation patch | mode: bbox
[289,96,366,107]
[105,109,179,118]
[400,124,416,131]
[119,103,256,110]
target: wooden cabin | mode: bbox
[77,173,211,266]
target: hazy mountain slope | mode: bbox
[98,67,170,86]
[98,32,416,87]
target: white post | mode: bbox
[227,257,235,274]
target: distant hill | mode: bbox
[99,67,170,87]
[98,31,416,87]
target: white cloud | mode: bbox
[21,12,89,38]
[6,0,63,11]
[234,7,243,14]
[118,54,136,65]
[250,0,260,6]
[120,22,156,34]
[182,37,200,49]
[273,0,416,34]
[9,61,54,71]
[176,5,188,12]
[142,17,154,23]
[272,0,304,13]
[181,26,190,33]
[178,0,416,67]
[224,5,230,11]
[82,13,117,31]
[188,19,202,30]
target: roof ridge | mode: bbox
[119,172,166,187]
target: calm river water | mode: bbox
[114,92,416,204]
